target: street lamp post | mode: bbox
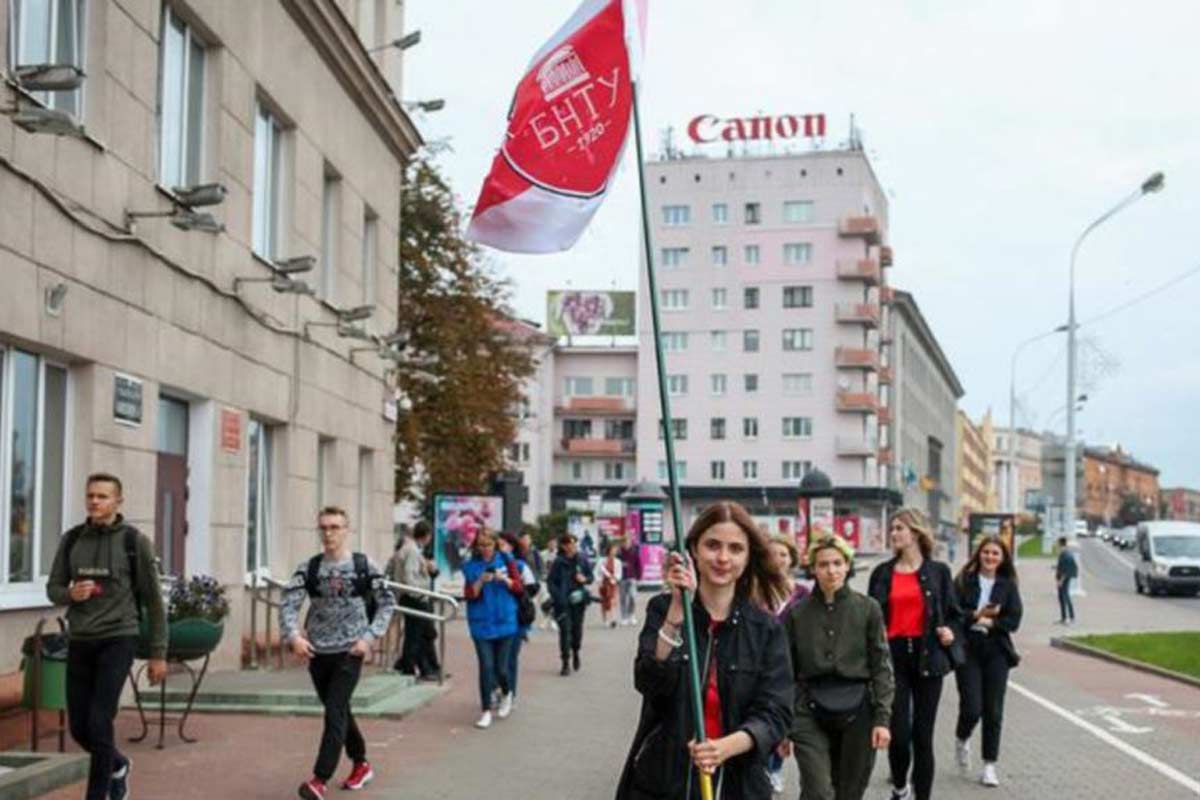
[1064,172,1164,547]
[1008,327,1068,513]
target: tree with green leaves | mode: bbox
[393,158,536,508]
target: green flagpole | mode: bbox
[630,79,713,800]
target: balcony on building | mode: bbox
[838,215,882,244]
[836,434,879,458]
[835,347,880,371]
[836,391,879,414]
[879,286,895,304]
[835,302,881,328]
[558,437,637,457]
[877,406,893,425]
[878,245,894,267]
[878,364,893,384]
[836,258,881,285]
[878,447,894,465]
[553,395,635,416]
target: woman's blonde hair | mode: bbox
[471,530,497,555]
[891,507,935,558]
[768,534,801,570]
[806,534,855,569]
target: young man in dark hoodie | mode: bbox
[46,473,168,800]
[547,533,594,676]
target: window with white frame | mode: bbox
[604,377,635,397]
[710,373,727,396]
[604,461,626,481]
[743,286,759,309]
[711,246,728,266]
[245,419,273,575]
[743,329,759,352]
[252,103,285,259]
[563,376,594,397]
[783,460,813,480]
[744,244,760,265]
[744,202,761,225]
[710,417,725,440]
[710,330,727,351]
[662,332,688,352]
[158,6,207,189]
[783,243,812,265]
[321,166,341,300]
[742,460,758,480]
[782,372,814,396]
[743,373,758,393]
[0,349,68,587]
[11,0,86,117]
[782,286,813,308]
[666,374,688,396]
[743,417,758,439]
[711,288,727,310]
[356,448,372,550]
[662,205,691,226]
[712,203,728,224]
[661,247,690,268]
[657,460,687,480]
[710,460,725,480]
[783,201,814,223]
[571,461,585,480]
[783,416,814,439]
[361,209,378,306]
[782,328,814,351]
[661,289,689,310]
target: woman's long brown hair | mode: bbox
[956,534,1018,589]
[685,501,789,610]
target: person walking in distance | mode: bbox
[785,535,894,800]
[46,473,168,800]
[462,531,524,729]
[388,522,441,680]
[867,508,963,800]
[764,534,811,794]
[618,536,642,626]
[548,533,594,675]
[597,541,623,628]
[1054,536,1078,625]
[953,536,1023,787]
[282,507,396,799]
[616,502,793,799]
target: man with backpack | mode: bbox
[281,506,396,800]
[46,472,167,800]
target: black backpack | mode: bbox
[62,525,143,621]
[304,552,378,623]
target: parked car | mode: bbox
[1134,521,1200,596]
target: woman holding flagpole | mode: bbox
[616,501,793,799]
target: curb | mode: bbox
[1050,636,1200,690]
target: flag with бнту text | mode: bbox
[465,0,647,254]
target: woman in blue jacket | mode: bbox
[462,531,524,730]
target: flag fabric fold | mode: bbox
[466,0,645,254]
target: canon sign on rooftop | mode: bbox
[687,112,827,144]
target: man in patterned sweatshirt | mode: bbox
[281,506,396,800]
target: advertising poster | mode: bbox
[835,514,862,550]
[796,497,810,556]
[432,494,504,579]
[547,290,636,337]
[627,502,666,584]
[597,515,625,552]
[968,513,1017,556]
[860,515,885,555]
[810,497,835,537]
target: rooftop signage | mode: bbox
[686,112,826,144]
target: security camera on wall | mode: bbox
[172,183,228,208]
[338,305,375,323]
[274,255,316,274]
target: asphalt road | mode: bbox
[1078,537,1200,615]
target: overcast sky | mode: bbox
[402,0,1200,489]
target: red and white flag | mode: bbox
[466,0,647,254]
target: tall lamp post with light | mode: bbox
[1063,171,1165,546]
[1007,326,1067,513]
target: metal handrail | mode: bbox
[247,573,289,670]
[382,579,459,686]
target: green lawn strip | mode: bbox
[1072,631,1200,680]
[1017,535,1052,559]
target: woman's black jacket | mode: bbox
[615,593,794,800]
[955,571,1023,666]
[866,557,963,678]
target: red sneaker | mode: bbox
[298,777,326,799]
[341,761,374,791]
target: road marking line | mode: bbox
[1099,712,1153,734]
[1011,681,1200,795]
[1127,693,1170,708]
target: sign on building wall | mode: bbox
[220,408,242,454]
[113,374,143,426]
[546,290,635,337]
[968,513,1017,556]
[686,112,826,144]
[432,494,504,580]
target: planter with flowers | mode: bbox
[137,575,229,661]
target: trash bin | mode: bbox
[21,631,69,711]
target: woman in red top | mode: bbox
[867,508,962,800]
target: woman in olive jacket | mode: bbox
[615,502,793,800]
[867,508,963,800]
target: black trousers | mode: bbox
[954,631,1010,762]
[556,603,586,659]
[395,596,440,676]
[66,636,136,800]
[309,652,367,781]
[888,638,944,800]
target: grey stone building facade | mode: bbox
[0,0,420,677]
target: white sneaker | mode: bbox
[474,710,493,729]
[497,692,513,719]
[767,768,784,794]
[955,738,971,772]
[889,786,912,800]
[981,763,999,787]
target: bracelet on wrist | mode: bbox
[658,627,684,648]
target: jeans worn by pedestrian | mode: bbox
[618,578,638,623]
[1057,581,1075,622]
[66,636,137,800]
[955,631,1010,763]
[472,636,514,711]
[308,652,368,782]
[557,603,586,667]
[888,638,944,800]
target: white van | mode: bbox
[1134,521,1200,596]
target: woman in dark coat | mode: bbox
[867,508,963,800]
[616,502,793,799]
[952,535,1022,788]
